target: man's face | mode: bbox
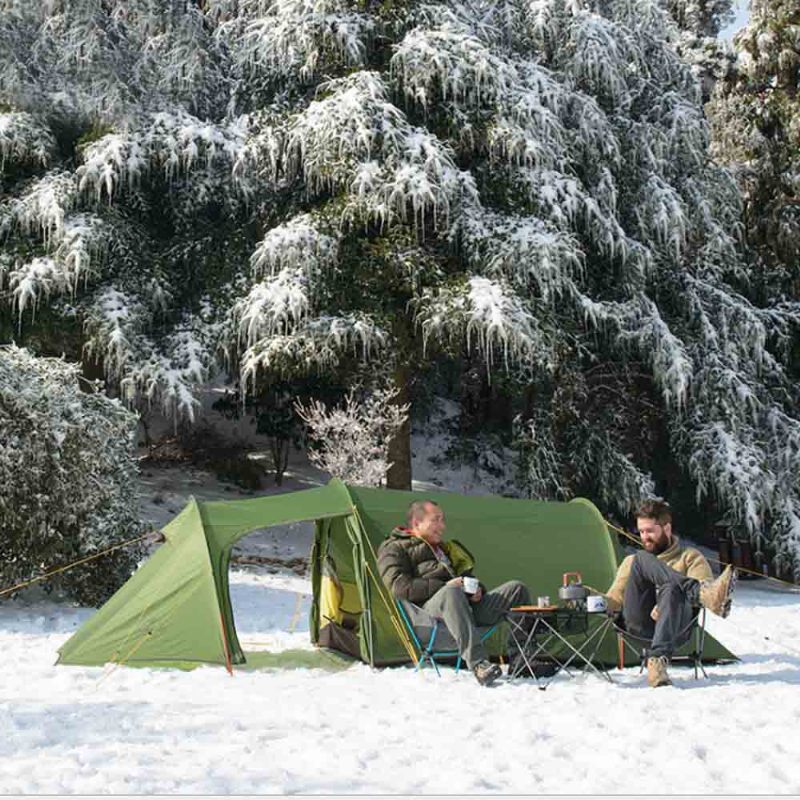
[637,516,672,554]
[414,503,446,546]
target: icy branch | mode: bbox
[0,112,56,169]
[240,0,374,82]
[296,387,409,486]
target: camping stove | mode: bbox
[558,572,589,611]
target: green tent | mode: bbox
[58,479,735,670]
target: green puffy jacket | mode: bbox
[377,527,478,605]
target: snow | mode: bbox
[2,569,800,793]
[2,419,800,793]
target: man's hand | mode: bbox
[650,605,660,621]
[447,576,463,587]
[469,586,483,603]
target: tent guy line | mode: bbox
[605,519,800,590]
[0,530,165,598]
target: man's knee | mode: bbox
[633,551,658,569]
[439,583,469,607]
[506,580,530,603]
[631,551,660,580]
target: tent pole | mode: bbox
[219,612,233,675]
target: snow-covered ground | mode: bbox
[3,411,800,794]
[2,568,800,794]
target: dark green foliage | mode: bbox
[0,346,144,606]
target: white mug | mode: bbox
[462,576,480,595]
[587,595,608,613]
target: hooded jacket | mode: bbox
[377,527,478,605]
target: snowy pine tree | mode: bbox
[1,0,799,570]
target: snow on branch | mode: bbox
[621,296,693,408]
[8,214,108,319]
[688,420,772,539]
[679,171,742,273]
[232,113,284,186]
[648,93,708,174]
[235,266,311,345]
[286,71,406,193]
[514,415,571,501]
[575,426,656,515]
[487,61,573,170]
[287,71,477,231]
[82,286,212,420]
[513,167,638,265]
[82,287,148,379]
[0,112,56,169]
[564,12,644,109]
[240,0,375,82]
[346,127,477,232]
[391,26,515,110]
[684,274,788,376]
[77,112,249,202]
[120,325,210,422]
[296,387,409,486]
[564,91,622,168]
[583,295,693,408]
[457,208,583,300]
[414,275,549,369]
[634,174,688,262]
[240,313,388,386]
[4,170,77,241]
[250,213,340,278]
[6,257,59,322]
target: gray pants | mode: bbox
[623,551,701,658]
[423,580,531,669]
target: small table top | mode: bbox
[509,605,560,613]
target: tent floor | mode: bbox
[237,648,356,671]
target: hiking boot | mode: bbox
[473,660,502,687]
[699,565,736,617]
[647,656,672,688]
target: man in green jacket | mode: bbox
[605,499,736,688]
[377,499,530,686]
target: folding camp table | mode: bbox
[505,605,615,689]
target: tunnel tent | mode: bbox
[57,480,736,670]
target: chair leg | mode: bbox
[617,633,625,670]
[455,655,462,674]
[419,624,441,676]
[688,610,708,680]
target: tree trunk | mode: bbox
[386,364,412,490]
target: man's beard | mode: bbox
[646,537,670,555]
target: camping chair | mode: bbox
[614,607,708,679]
[396,599,499,677]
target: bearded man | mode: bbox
[605,499,736,688]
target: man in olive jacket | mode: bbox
[604,499,736,688]
[377,499,530,686]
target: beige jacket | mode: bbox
[605,537,713,612]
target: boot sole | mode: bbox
[720,568,737,618]
[705,566,737,617]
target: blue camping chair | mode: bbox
[396,598,500,676]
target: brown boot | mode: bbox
[699,565,736,617]
[647,656,672,688]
